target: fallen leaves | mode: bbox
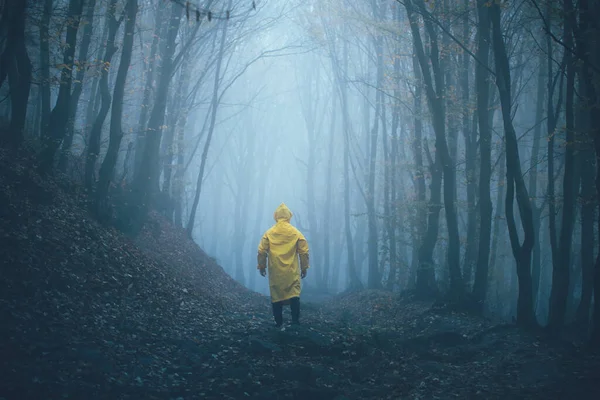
[1,147,599,399]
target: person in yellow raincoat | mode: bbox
[257,203,310,327]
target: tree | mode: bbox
[547,0,578,330]
[39,0,84,171]
[57,0,97,172]
[472,0,493,312]
[84,0,124,190]
[0,0,31,146]
[404,0,463,301]
[187,4,230,237]
[128,2,183,234]
[489,0,536,327]
[95,0,139,220]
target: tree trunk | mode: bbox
[367,15,383,289]
[162,51,192,216]
[84,1,121,190]
[129,3,182,234]
[84,17,109,133]
[186,9,229,237]
[58,0,97,172]
[489,142,505,276]
[575,86,595,327]
[134,1,167,177]
[573,0,600,345]
[530,45,547,311]
[490,2,536,327]
[462,0,477,288]
[323,85,337,290]
[386,7,401,290]
[249,161,268,291]
[472,0,492,311]
[413,55,439,298]
[338,36,361,290]
[39,0,84,171]
[95,0,138,220]
[39,0,52,137]
[5,0,31,147]
[172,121,187,227]
[548,0,578,330]
[406,0,462,299]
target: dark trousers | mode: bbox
[272,296,300,326]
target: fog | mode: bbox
[1,0,598,329]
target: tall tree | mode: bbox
[489,0,536,327]
[134,1,167,175]
[472,0,493,312]
[39,0,53,137]
[0,0,31,146]
[366,0,384,289]
[95,0,139,219]
[405,0,463,300]
[548,0,578,330]
[39,0,85,171]
[413,54,440,297]
[462,0,478,287]
[186,5,230,237]
[58,0,97,172]
[84,0,123,190]
[129,2,183,234]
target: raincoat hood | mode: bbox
[273,203,293,222]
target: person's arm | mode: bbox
[257,233,269,276]
[297,234,309,278]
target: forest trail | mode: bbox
[1,149,599,400]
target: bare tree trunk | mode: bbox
[413,55,439,298]
[162,50,192,217]
[172,122,186,227]
[489,142,505,276]
[575,87,594,327]
[384,93,398,290]
[134,1,166,176]
[472,0,492,311]
[367,5,383,289]
[84,0,121,190]
[58,0,97,172]
[462,0,477,288]
[39,0,84,171]
[186,8,229,237]
[572,0,600,340]
[95,0,138,220]
[84,17,109,133]
[209,182,223,256]
[548,0,578,330]
[386,7,401,290]
[298,61,324,289]
[490,1,536,327]
[406,0,462,299]
[323,84,337,290]
[530,46,547,311]
[5,0,31,147]
[129,3,182,234]
[338,37,361,290]
[39,0,52,137]
[249,162,268,291]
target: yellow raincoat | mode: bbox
[257,204,310,303]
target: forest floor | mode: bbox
[1,147,600,400]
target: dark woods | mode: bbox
[1,0,600,345]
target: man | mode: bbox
[257,203,309,327]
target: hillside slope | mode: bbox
[0,148,265,398]
[1,148,600,400]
